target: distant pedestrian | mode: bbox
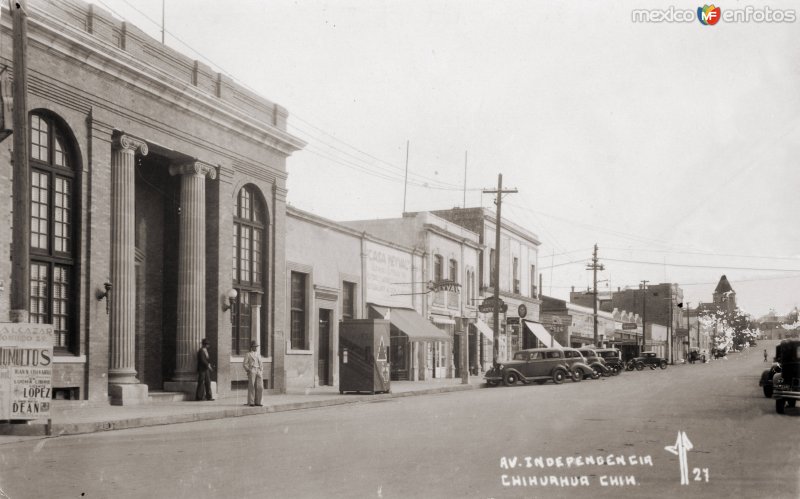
[196,338,214,401]
[244,341,264,406]
[764,349,768,362]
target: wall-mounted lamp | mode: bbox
[221,288,238,312]
[97,282,112,315]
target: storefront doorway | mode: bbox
[389,334,408,380]
[318,309,331,385]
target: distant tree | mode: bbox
[700,308,758,353]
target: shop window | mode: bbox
[530,265,537,297]
[29,112,79,352]
[233,185,268,355]
[290,271,308,350]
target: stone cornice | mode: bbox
[17,5,307,157]
[169,161,217,180]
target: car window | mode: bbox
[530,351,543,360]
[546,351,562,359]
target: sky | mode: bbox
[97,0,800,318]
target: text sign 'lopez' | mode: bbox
[0,323,54,420]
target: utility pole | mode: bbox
[685,301,691,358]
[640,280,649,353]
[402,140,409,213]
[483,174,517,365]
[668,287,673,365]
[161,0,166,45]
[586,244,605,346]
[10,0,30,323]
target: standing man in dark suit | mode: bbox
[196,338,214,401]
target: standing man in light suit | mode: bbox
[243,341,263,406]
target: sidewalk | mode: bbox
[0,377,486,441]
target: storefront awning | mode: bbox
[524,320,563,349]
[473,318,495,343]
[370,305,452,342]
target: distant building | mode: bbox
[610,283,682,361]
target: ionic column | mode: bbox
[109,134,148,384]
[170,162,217,381]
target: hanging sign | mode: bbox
[478,296,507,314]
[0,323,54,420]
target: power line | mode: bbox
[602,257,800,273]
[601,246,800,263]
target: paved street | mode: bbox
[0,340,794,499]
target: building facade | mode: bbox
[343,211,482,378]
[0,1,305,403]
[430,207,541,363]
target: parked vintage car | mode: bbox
[594,348,624,375]
[484,348,571,386]
[632,351,668,369]
[562,347,599,381]
[759,344,782,398]
[772,340,800,414]
[577,348,612,377]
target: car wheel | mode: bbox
[660,361,667,369]
[552,369,566,385]
[635,362,644,371]
[763,385,772,398]
[611,365,621,376]
[788,399,797,408]
[503,372,518,386]
[776,398,786,414]
[571,370,582,382]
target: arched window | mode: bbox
[232,185,268,355]
[29,112,78,351]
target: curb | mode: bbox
[1,382,484,438]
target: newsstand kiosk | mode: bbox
[339,319,391,394]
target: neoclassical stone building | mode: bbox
[0,1,304,403]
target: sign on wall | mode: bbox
[0,323,54,420]
[364,241,414,308]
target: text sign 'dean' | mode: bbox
[0,323,54,419]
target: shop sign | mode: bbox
[478,297,508,314]
[427,280,461,293]
[506,317,520,325]
[622,322,638,330]
[0,323,54,419]
[518,304,528,318]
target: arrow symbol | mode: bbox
[665,431,693,485]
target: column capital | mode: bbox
[169,161,217,180]
[113,134,149,156]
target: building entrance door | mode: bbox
[318,309,331,385]
[390,334,409,380]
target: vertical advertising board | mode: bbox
[0,323,54,420]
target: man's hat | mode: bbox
[201,338,209,346]
[250,341,258,348]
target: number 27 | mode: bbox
[693,468,709,482]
